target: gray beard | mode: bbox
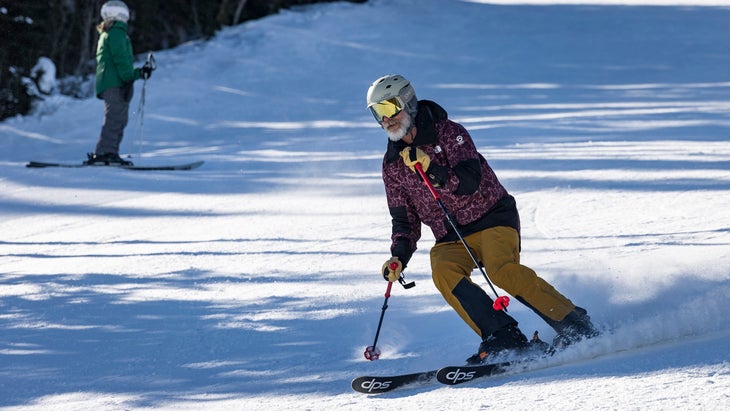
[385,114,412,142]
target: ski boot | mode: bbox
[466,324,529,365]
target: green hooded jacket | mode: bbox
[95,20,141,98]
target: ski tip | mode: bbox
[351,376,398,394]
[351,370,437,394]
[187,160,205,169]
[26,161,53,168]
[25,161,83,168]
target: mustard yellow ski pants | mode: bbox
[430,226,576,338]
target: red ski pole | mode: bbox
[414,163,509,311]
[364,269,394,361]
[363,261,415,361]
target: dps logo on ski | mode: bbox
[445,368,476,383]
[360,378,391,392]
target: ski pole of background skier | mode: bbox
[414,162,510,312]
[136,52,157,159]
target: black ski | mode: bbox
[116,160,203,171]
[351,362,511,394]
[436,361,512,385]
[352,334,599,393]
[26,160,204,171]
[353,359,544,394]
[351,370,437,394]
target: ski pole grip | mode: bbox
[147,52,157,70]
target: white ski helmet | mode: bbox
[101,1,130,23]
[367,74,418,123]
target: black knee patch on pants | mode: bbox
[453,277,516,337]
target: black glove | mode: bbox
[425,163,448,188]
[140,63,153,80]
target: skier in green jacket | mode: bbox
[87,1,152,166]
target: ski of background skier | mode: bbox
[26,160,204,171]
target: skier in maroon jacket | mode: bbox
[367,74,598,363]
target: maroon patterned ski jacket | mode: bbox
[382,100,520,266]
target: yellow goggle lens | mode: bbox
[370,97,404,122]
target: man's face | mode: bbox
[382,109,411,142]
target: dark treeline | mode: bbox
[0,0,365,121]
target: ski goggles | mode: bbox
[369,97,405,122]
